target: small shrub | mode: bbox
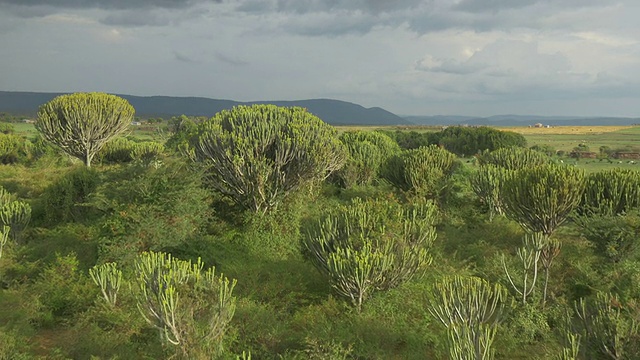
[30,253,98,326]
[96,159,211,264]
[476,147,551,170]
[0,122,14,134]
[40,166,101,224]
[0,133,31,164]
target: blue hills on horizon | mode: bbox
[0,91,638,126]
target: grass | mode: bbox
[502,125,640,152]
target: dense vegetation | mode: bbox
[0,100,639,359]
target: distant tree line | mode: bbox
[381,126,527,156]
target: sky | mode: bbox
[0,0,639,117]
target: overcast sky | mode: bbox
[0,0,639,117]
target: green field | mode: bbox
[504,125,640,152]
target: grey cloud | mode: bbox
[236,0,422,15]
[235,0,626,37]
[453,0,539,13]
[173,51,198,63]
[214,52,248,66]
[0,0,205,11]
[415,57,487,75]
[102,10,173,26]
[0,0,221,22]
[454,0,619,13]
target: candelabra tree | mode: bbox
[427,276,512,360]
[304,198,437,311]
[89,262,122,308]
[36,92,134,167]
[470,164,507,221]
[134,251,237,359]
[501,164,583,307]
[190,105,346,214]
[334,130,400,187]
[574,292,640,359]
[381,145,459,201]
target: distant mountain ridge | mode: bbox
[405,115,640,126]
[0,91,408,126]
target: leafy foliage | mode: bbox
[40,166,101,224]
[574,210,640,263]
[36,92,135,167]
[96,159,211,264]
[190,105,346,213]
[431,126,527,156]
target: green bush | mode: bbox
[431,126,527,156]
[97,137,136,164]
[40,166,101,224]
[96,159,211,264]
[574,210,640,263]
[189,105,346,214]
[579,168,640,216]
[0,122,14,134]
[476,147,551,170]
[30,253,98,326]
[0,133,31,165]
[131,141,164,165]
[381,145,459,201]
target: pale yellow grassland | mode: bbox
[499,126,634,135]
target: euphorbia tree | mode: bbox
[382,145,459,201]
[36,92,134,167]
[304,198,437,311]
[501,164,584,307]
[191,105,346,213]
[427,276,511,360]
[501,164,585,237]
